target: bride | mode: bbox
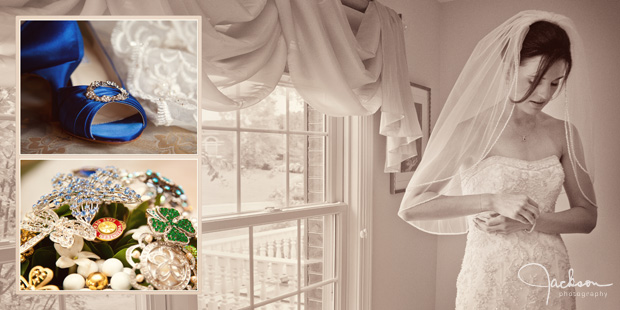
[398,11,596,309]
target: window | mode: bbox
[201,77,345,310]
[202,79,331,217]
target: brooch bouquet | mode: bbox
[19,167,198,291]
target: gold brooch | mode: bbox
[19,266,59,290]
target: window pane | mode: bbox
[202,109,236,128]
[203,130,237,216]
[201,216,337,309]
[0,119,15,242]
[304,283,334,310]
[289,92,324,133]
[240,133,285,212]
[240,88,286,130]
[306,135,325,204]
[202,228,251,309]
[253,221,299,304]
[0,263,60,310]
[258,294,301,310]
[288,89,305,132]
[289,135,325,205]
[254,288,333,310]
[302,216,334,287]
[288,134,306,206]
[307,105,325,133]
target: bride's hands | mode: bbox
[486,194,539,224]
[473,212,531,234]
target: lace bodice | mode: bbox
[455,155,576,310]
[461,155,565,213]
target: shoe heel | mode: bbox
[21,21,84,119]
[29,61,82,119]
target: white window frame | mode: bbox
[341,115,374,310]
[201,90,345,308]
[199,88,374,309]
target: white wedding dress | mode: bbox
[456,155,576,309]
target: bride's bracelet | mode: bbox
[19,166,197,291]
[527,220,537,233]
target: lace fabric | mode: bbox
[456,156,575,309]
[110,20,198,132]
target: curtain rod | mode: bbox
[341,0,370,13]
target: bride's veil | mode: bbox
[398,10,596,235]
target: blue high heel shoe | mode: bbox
[21,21,147,143]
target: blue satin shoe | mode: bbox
[21,21,147,143]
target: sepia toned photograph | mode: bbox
[0,0,619,309]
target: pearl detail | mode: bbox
[102,258,124,277]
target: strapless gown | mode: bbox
[455,156,576,309]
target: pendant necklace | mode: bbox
[510,121,536,142]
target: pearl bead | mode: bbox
[110,272,132,290]
[78,260,99,278]
[144,235,153,243]
[186,253,193,260]
[132,250,141,259]
[191,276,197,284]
[102,258,124,277]
[95,259,105,271]
[63,273,85,290]
[136,274,144,283]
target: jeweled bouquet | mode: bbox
[19,167,198,291]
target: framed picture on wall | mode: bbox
[390,82,431,194]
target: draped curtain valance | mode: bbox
[203,0,422,172]
[0,0,422,172]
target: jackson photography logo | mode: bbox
[518,263,614,305]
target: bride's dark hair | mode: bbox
[514,20,572,103]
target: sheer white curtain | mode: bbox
[199,0,422,172]
[0,0,422,172]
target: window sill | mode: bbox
[202,202,347,233]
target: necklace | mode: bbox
[510,121,536,142]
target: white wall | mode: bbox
[371,0,442,309]
[436,0,620,309]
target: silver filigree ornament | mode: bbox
[126,240,196,290]
[20,209,97,254]
[120,169,197,290]
[33,167,141,224]
[22,167,141,253]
